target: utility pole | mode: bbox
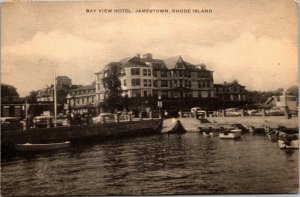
[54,71,57,127]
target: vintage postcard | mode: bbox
[1,0,298,196]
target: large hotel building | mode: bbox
[95,53,214,107]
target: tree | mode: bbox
[102,62,123,112]
[25,90,39,102]
[1,84,19,102]
[287,85,298,97]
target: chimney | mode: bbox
[143,53,153,60]
[197,64,206,70]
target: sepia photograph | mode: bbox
[1,0,298,195]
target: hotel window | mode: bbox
[173,92,178,98]
[148,79,152,87]
[131,78,140,86]
[187,72,191,78]
[153,70,157,77]
[161,91,168,98]
[131,68,140,75]
[178,71,183,77]
[144,79,148,87]
[148,69,151,76]
[161,80,168,87]
[161,70,168,77]
[208,92,211,98]
[143,69,147,76]
[174,71,178,77]
[184,71,188,77]
[179,80,183,87]
[132,89,141,97]
[207,81,210,88]
[198,81,202,88]
[177,63,183,69]
[124,79,126,86]
[153,80,158,87]
[173,80,178,87]
[184,80,188,87]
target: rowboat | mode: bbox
[277,135,299,149]
[16,141,71,152]
[219,129,241,139]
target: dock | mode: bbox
[1,119,162,153]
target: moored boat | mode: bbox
[219,129,241,139]
[16,141,71,152]
[203,131,213,137]
[161,119,187,134]
[267,130,286,142]
[277,135,299,149]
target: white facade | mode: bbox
[95,54,215,105]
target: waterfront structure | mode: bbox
[265,90,298,110]
[66,84,96,114]
[35,76,74,114]
[214,80,246,101]
[1,84,24,117]
[95,53,214,110]
[37,85,55,102]
[36,76,72,102]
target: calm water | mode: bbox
[1,133,299,196]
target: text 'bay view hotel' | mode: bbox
[95,53,214,111]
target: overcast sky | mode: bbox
[1,0,298,96]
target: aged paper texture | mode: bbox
[1,0,298,196]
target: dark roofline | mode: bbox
[69,84,95,92]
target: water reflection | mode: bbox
[1,133,298,195]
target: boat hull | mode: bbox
[277,139,299,149]
[219,131,241,139]
[203,132,213,137]
[16,141,70,152]
[161,120,187,134]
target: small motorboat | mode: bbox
[161,119,187,134]
[219,128,241,139]
[230,128,242,133]
[16,141,71,152]
[267,130,286,142]
[277,135,299,149]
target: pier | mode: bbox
[1,119,162,153]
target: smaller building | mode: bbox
[265,90,298,110]
[36,76,72,102]
[66,84,96,114]
[35,76,74,114]
[214,80,246,101]
[37,85,54,102]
